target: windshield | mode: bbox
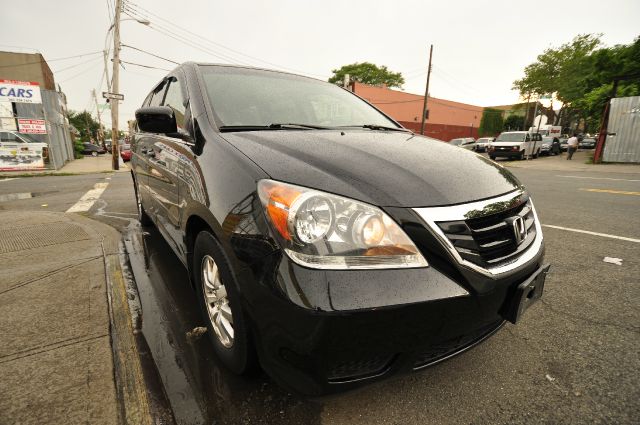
[200,66,398,129]
[496,133,525,143]
[449,139,462,145]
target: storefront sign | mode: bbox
[0,80,42,104]
[17,118,47,134]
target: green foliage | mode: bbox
[68,110,100,142]
[478,108,504,137]
[329,62,405,88]
[504,114,525,131]
[73,139,85,159]
[513,35,640,133]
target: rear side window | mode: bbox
[163,77,187,130]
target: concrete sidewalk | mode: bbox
[500,150,640,174]
[0,155,129,177]
[0,211,150,424]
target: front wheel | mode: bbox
[489,155,496,160]
[91,151,98,157]
[532,149,539,159]
[193,231,256,374]
[518,151,525,160]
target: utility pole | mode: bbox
[110,0,122,170]
[420,44,433,135]
[92,89,105,148]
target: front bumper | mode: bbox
[231,194,546,395]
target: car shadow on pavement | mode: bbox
[125,225,322,425]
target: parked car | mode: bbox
[487,131,542,160]
[82,142,106,156]
[559,138,568,152]
[106,139,124,153]
[0,130,49,167]
[579,138,596,149]
[131,63,547,396]
[449,137,476,150]
[0,130,48,150]
[475,137,494,152]
[540,137,561,156]
[120,144,132,161]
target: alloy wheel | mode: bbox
[201,254,234,348]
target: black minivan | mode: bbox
[131,63,548,395]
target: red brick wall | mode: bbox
[399,121,479,142]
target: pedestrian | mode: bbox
[551,136,561,155]
[566,133,579,160]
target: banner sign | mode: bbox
[17,118,47,134]
[0,80,42,104]
[0,144,46,171]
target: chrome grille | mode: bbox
[412,189,543,277]
[436,198,536,267]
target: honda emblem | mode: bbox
[512,216,527,244]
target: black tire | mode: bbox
[489,155,496,161]
[532,149,539,159]
[193,231,256,374]
[133,177,152,226]
[519,151,524,160]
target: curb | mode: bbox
[103,237,176,425]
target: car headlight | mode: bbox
[257,179,428,270]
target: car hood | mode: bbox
[222,130,522,207]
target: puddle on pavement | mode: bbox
[125,225,321,425]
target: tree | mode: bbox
[504,114,525,131]
[68,110,100,142]
[329,62,405,88]
[478,108,504,137]
[513,34,640,133]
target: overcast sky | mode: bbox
[1,0,639,128]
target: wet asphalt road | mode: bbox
[1,161,639,424]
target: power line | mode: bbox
[121,44,179,65]
[53,56,105,73]
[119,60,170,71]
[123,7,256,66]
[59,59,104,83]
[0,50,103,68]
[123,1,329,78]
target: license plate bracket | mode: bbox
[502,263,550,324]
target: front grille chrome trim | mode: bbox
[412,190,543,278]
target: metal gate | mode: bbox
[603,96,640,163]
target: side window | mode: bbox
[163,77,187,130]
[149,80,168,107]
[1,132,19,142]
[525,134,530,142]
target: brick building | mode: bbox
[352,82,483,141]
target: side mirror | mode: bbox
[135,106,177,134]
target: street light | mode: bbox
[106,8,151,170]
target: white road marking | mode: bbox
[0,178,19,182]
[542,224,640,244]
[556,175,640,182]
[66,182,109,213]
[603,257,623,266]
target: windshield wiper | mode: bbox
[219,123,330,132]
[268,123,330,130]
[338,124,412,133]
